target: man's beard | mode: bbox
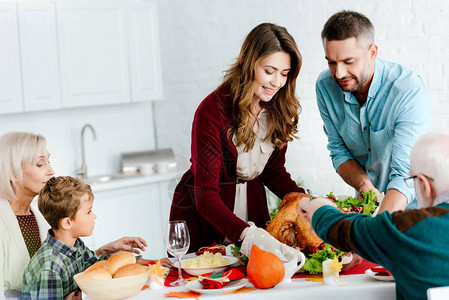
[335,73,368,93]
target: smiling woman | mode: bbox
[170,23,306,256]
[252,51,291,115]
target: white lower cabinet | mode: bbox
[82,181,172,260]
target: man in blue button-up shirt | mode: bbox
[316,10,432,213]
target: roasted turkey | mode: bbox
[266,192,323,250]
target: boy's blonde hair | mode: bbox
[38,176,93,229]
[0,132,47,201]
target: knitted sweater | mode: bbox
[313,203,449,300]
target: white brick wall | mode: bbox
[153,0,449,197]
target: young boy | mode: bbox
[21,176,104,299]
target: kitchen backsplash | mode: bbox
[0,102,156,178]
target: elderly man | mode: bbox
[316,10,432,213]
[298,132,449,300]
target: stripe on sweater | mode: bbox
[326,218,358,252]
[393,206,449,232]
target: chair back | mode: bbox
[427,286,449,300]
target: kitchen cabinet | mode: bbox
[57,1,131,107]
[0,2,23,114]
[128,2,163,102]
[0,0,163,114]
[57,0,163,108]
[18,1,62,111]
[82,179,172,259]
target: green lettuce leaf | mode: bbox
[361,189,378,216]
[335,196,362,208]
[302,244,344,274]
[333,189,378,216]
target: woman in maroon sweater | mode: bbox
[170,23,305,253]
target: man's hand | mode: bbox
[340,252,364,272]
[298,196,337,224]
[241,223,304,263]
[377,189,407,213]
[357,184,381,201]
[96,236,147,256]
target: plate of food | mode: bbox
[266,190,380,275]
[186,278,249,295]
[174,252,239,276]
[365,267,394,281]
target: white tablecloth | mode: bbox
[85,274,396,300]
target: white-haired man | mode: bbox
[298,132,449,300]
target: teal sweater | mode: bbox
[312,203,449,300]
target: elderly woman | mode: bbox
[0,132,154,297]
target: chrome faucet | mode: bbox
[76,124,97,179]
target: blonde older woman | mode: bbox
[0,132,149,297]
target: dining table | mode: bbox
[83,258,396,300]
[125,274,396,300]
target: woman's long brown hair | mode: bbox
[222,23,302,151]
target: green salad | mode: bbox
[302,244,344,274]
[332,189,379,216]
[302,189,379,274]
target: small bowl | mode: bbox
[73,267,150,300]
[175,256,238,276]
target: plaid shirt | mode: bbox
[21,229,104,299]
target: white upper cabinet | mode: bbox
[0,2,23,114]
[128,2,163,102]
[57,1,131,107]
[0,0,163,113]
[18,1,62,111]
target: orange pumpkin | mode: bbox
[246,245,285,289]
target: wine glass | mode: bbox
[165,220,190,286]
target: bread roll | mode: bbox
[113,263,146,279]
[84,260,109,273]
[78,268,112,280]
[106,252,137,275]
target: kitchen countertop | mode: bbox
[86,172,178,192]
